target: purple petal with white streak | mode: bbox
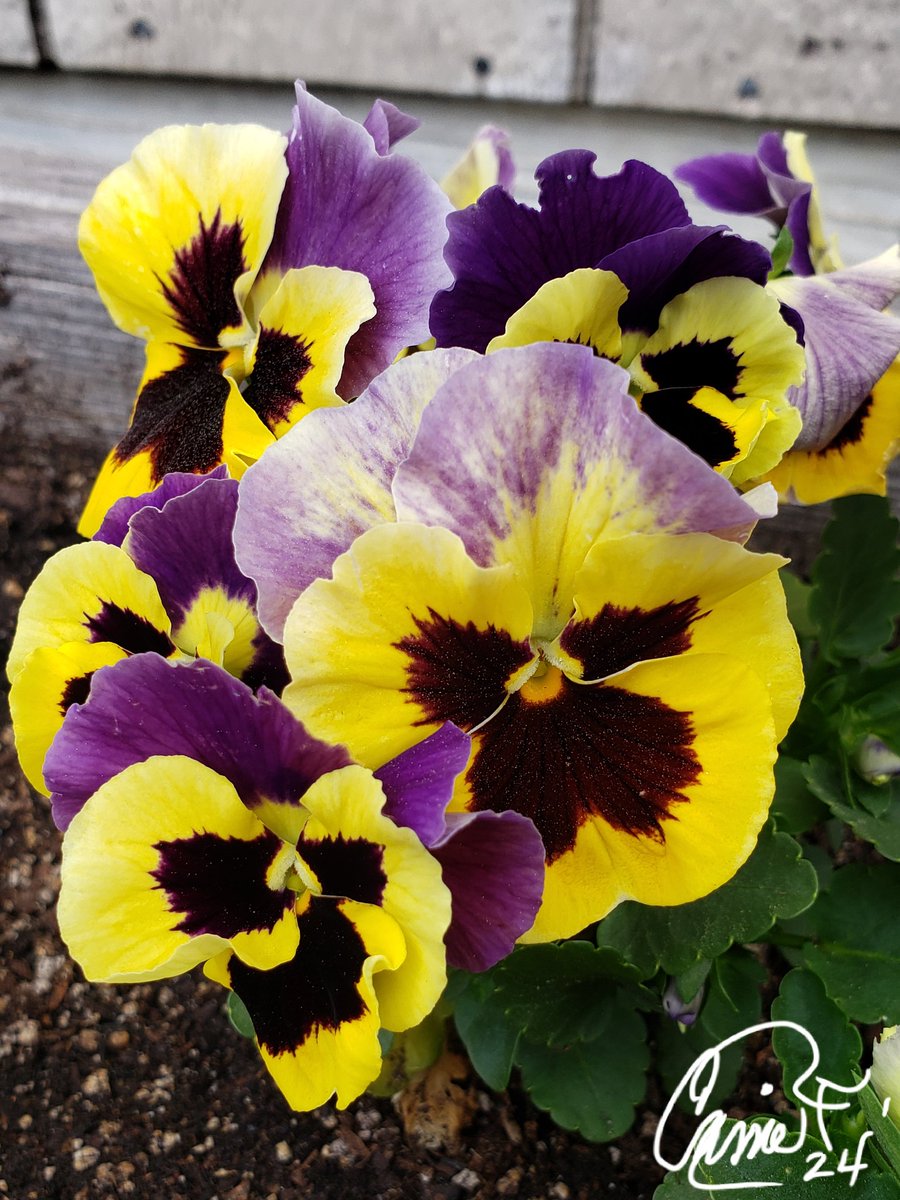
[45,655,350,830]
[265,83,452,398]
[431,811,545,971]
[362,98,420,155]
[375,723,471,847]
[770,271,900,449]
[431,152,689,352]
[234,348,478,640]
[94,466,229,547]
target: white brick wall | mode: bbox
[0,0,37,65]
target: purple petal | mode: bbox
[599,225,770,335]
[125,475,253,624]
[234,348,478,640]
[45,655,350,830]
[431,152,689,352]
[393,344,761,584]
[375,723,472,847]
[94,466,229,547]
[822,247,900,310]
[362,98,420,155]
[771,271,900,449]
[674,151,780,217]
[431,810,545,972]
[265,83,452,398]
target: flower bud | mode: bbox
[856,736,900,786]
[871,1025,900,1128]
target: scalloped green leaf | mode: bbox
[772,968,862,1100]
[806,757,900,860]
[596,824,818,976]
[801,864,900,1023]
[774,754,827,834]
[769,225,795,280]
[808,495,900,664]
[452,970,520,1092]
[491,942,654,1046]
[515,998,648,1142]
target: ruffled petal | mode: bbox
[392,343,763,638]
[243,266,375,436]
[57,755,299,982]
[94,466,229,547]
[233,347,478,639]
[79,124,288,348]
[263,84,452,397]
[282,522,535,767]
[362,98,420,155]
[486,268,627,359]
[204,893,405,1110]
[297,765,451,1031]
[44,655,350,838]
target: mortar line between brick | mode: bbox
[572,0,600,104]
[26,0,57,68]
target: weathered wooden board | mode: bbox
[593,0,900,129]
[41,0,578,102]
[0,0,37,66]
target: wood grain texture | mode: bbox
[0,73,897,564]
[42,0,577,102]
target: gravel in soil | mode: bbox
[1,422,780,1200]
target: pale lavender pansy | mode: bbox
[264,83,453,399]
[46,655,544,970]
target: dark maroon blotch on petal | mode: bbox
[114,348,229,483]
[298,834,387,905]
[467,678,700,862]
[228,896,367,1055]
[561,598,702,680]
[639,336,743,398]
[84,601,175,657]
[158,209,248,347]
[152,828,291,937]
[816,392,873,455]
[59,673,94,715]
[242,327,313,431]
[640,389,739,469]
[396,609,533,729]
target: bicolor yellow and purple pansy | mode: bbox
[7,470,286,793]
[440,124,515,210]
[45,655,544,972]
[675,130,840,277]
[77,85,451,535]
[237,343,801,939]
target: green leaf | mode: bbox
[226,991,255,1039]
[515,998,648,1141]
[782,566,817,639]
[772,969,863,1100]
[491,942,654,1046]
[860,1081,900,1179]
[596,824,818,975]
[808,495,900,664]
[806,756,900,860]
[654,1120,900,1198]
[452,970,520,1091]
[769,224,795,279]
[774,754,827,834]
[801,864,900,1023]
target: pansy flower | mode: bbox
[77,85,452,535]
[47,654,543,1107]
[429,149,804,483]
[235,343,802,942]
[441,125,515,210]
[675,130,840,276]
[676,134,900,501]
[7,469,286,794]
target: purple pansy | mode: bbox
[429,149,770,352]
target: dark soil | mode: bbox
[0,422,785,1200]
